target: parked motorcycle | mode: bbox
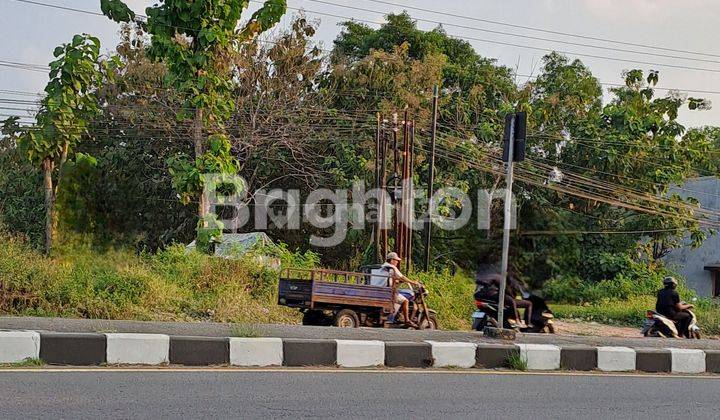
[642,305,701,339]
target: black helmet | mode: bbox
[663,276,678,286]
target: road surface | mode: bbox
[1,369,718,419]
[3,316,720,350]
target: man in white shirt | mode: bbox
[382,252,420,327]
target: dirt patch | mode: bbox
[553,319,641,338]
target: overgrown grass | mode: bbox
[414,269,475,331]
[0,229,477,330]
[0,229,311,325]
[505,351,527,371]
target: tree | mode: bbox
[100,0,287,250]
[329,13,518,268]
[517,61,718,286]
[2,34,106,254]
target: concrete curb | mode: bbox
[282,339,336,367]
[3,330,720,374]
[668,348,705,373]
[560,345,597,371]
[230,337,283,367]
[0,330,40,363]
[517,344,561,370]
[40,332,106,365]
[475,343,518,369]
[384,341,432,368]
[171,336,229,366]
[106,333,169,365]
[336,340,384,367]
[426,341,477,368]
[597,346,636,372]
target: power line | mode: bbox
[281,0,720,74]
[301,0,720,66]
[519,228,688,236]
[6,1,720,95]
[515,73,720,97]
[14,0,720,75]
[356,0,720,60]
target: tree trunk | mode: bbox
[193,107,206,219]
[42,158,55,256]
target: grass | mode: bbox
[2,358,44,368]
[230,324,261,337]
[0,230,305,325]
[0,229,478,331]
[553,296,720,336]
[504,352,527,371]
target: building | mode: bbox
[664,177,720,298]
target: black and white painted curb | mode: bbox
[2,330,719,373]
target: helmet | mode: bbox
[663,276,678,286]
[386,252,401,262]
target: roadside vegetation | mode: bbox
[0,227,475,329]
[1,10,719,333]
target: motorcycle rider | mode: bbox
[656,276,693,338]
[475,266,524,328]
[382,252,420,328]
[508,274,533,328]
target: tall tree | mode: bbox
[2,34,106,254]
[100,0,287,249]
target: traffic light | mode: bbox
[502,111,527,162]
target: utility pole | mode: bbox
[496,113,515,329]
[497,111,526,330]
[423,85,439,272]
[374,113,381,262]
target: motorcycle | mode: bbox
[471,292,555,333]
[393,284,439,330]
[642,305,701,339]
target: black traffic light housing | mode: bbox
[502,111,527,162]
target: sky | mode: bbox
[2,0,720,128]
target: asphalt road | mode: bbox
[1,369,718,419]
[2,316,719,350]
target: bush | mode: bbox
[0,227,479,330]
[0,228,302,324]
[414,269,476,330]
[544,256,694,304]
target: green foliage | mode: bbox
[195,214,223,254]
[0,228,302,323]
[102,0,286,120]
[168,134,239,205]
[17,34,105,165]
[414,269,476,330]
[3,358,44,368]
[543,255,694,304]
[554,298,720,336]
[518,64,719,287]
[0,133,44,246]
[99,0,135,23]
[505,351,527,371]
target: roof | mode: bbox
[704,264,720,271]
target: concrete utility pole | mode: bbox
[423,85,439,272]
[497,114,515,329]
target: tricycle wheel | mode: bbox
[334,309,360,328]
[302,310,326,326]
[419,313,439,330]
